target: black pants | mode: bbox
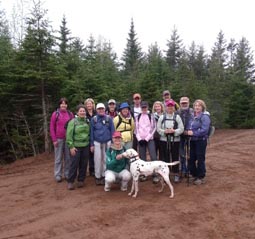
[68,146,89,183]
[160,141,180,173]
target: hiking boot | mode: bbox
[174,175,180,183]
[77,181,84,188]
[100,178,105,185]
[139,175,147,182]
[67,182,75,190]
[95,178,101,186]
[152,176,160,184]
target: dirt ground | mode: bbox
[0,129,255,239]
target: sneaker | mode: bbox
[104,186,111,192]
[56,176,62,183]
[174,175,180,183]
[67,182,75,190]
[77,181,84,188]
[193,178,206,185]
[139,175,147,182]
[152,176,160,184]
[120,186,128,192]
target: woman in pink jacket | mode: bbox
[50,98,74,182]
[135,101,157,182]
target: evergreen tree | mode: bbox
[165,27,183,70]
[140,43,169,104]
[121,18,144,95]
[207,31,228,127]
[14,0,61,153]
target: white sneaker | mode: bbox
[120,186,128,191]
[104,186,111,192]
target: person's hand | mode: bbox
[165,128,174,134]
[116,154,123,160]
[70,148,77,156]
[90,146,94,153]
[53,141,58,147]
[187,130,193,136]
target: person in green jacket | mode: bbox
[66,104,90,190]
[104,131,131,192]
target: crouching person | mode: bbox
[104,131,131,192]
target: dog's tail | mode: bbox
[166,161,180,166]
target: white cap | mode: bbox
[96,103,105,109]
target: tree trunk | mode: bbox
[41,78,50,153]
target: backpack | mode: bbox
[115,115,132,131]
[93,115,110,126]
[137,113,152,123]
[55,109,72,130]
[199,113,215,139]
[161,112,178,129]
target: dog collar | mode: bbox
[130,155,139,163]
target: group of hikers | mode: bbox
[50,90,211,191]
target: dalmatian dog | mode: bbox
[122,148,179,198]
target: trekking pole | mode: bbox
[166,133,172,179]
[186,136,191,186]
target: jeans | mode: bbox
[68,146,89,183]
[94,141,111,179]
[54,139,70,179]
[189,140,207,178]
[105,169,131,190]
[138,139,157,161]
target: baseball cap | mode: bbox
[108,99,116,104]
[163,90,170,96]
[133,93,141,99]
[96,103,105,109]
[112,131,122,138]
[141,101,149,108]
[180,97,189,104]
[165,99,175,107]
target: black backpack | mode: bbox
[161,112,178,129]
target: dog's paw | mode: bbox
[128,192,132,196]
[169,195,174,199]
[132,194,137,198]
[158,189,163,193]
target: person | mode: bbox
[66,104,90,190]
[162,90,180,110]
[130,93,142,150]
[187,99,210,185]
[152,101,165,161]
[177,97,194,177]
[135,101,158,183]
[50,97,74,183]
[113,102,135,149]
[90,103,115,185]
[104,131,131,192]
[105,99,118,118]
[84,98,96,177]
[157,99,184,183]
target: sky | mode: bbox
[1,0,255,59]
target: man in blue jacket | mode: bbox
[90,103,115,185]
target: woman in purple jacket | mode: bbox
[50,98,74,182]
[187,99,210,185]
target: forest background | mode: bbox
[0,0,254,163]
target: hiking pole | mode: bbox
[166,133,172,179]
[186,136,191,186]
